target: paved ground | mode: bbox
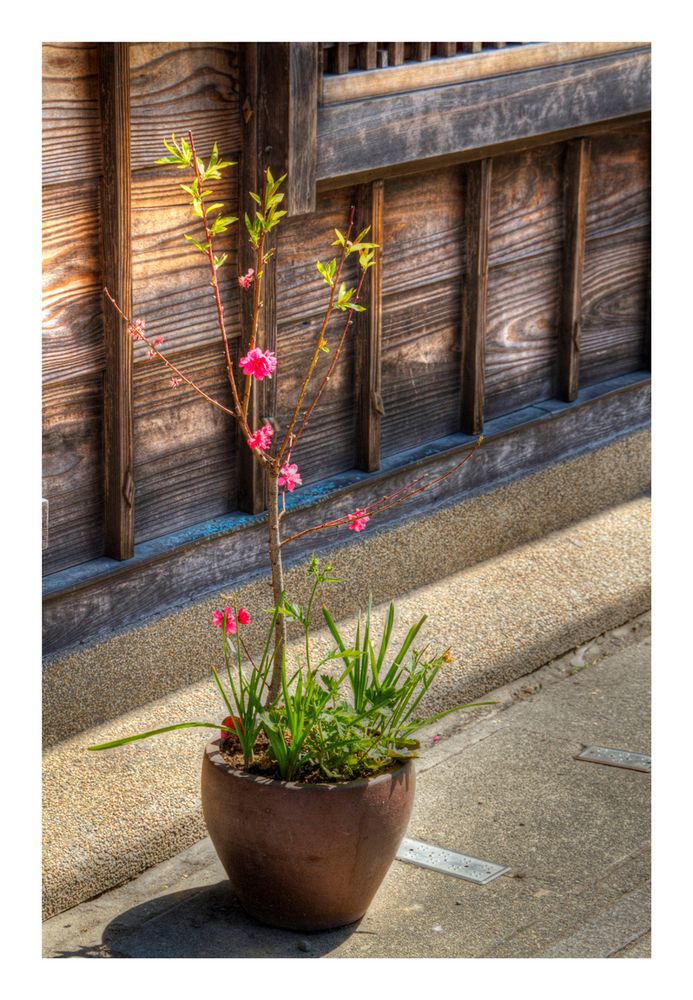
[43,620,650,959]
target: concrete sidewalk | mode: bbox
[43,620,650,959]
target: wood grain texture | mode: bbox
[133,347,237,542]
[317,50,651,183]
[128,43,241,172]
[488,143,564,266]
[42,377,104,574]
[558,138,591,401]
[585,124,650,239]
[461,159,491,435]
[42,43,102,185]
[354,180,384,471]
[99,42,134,560]
[42,179,105,382]
[580,228,649,387]
[485,252,561,419]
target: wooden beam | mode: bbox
[558,138,591,401]
[354,180,384,471]
[237,43,319,514]
[98,42,134,560]
[461,159,492,435]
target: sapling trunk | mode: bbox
[266,467,287,704]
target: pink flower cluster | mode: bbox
[278,463,302,492]
[128,319,145,340]
[169,377,183,388]
[238,268,255,289]
[247,423,274,452]
[212,606,251,634]
[348,509,370,532]
[239,348,277,381]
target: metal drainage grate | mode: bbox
[575,745,651,772]
[396,837,511,885]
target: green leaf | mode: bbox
[87,721,225,750]
[183,233,210,253]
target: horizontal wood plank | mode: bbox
[42,43,102,185]
[585,124,650,239]
[317,50,651,184]
[381,281,462,458]
[133,347,237,542]
[485,251,561,419]
[580,228,649,387]
[322,43,649,105]
[42,178,105,382]
[488,143,564,266]
[42,376,104,574]
[128,43,241,172]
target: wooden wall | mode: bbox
[42,43,650,579]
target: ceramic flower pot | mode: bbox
[201,740,416,932]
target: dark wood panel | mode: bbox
[317,50,651,183]
[42,179,105,382]
[275,322,357,485]
[585,124,650,239]
[133,347,237,542]
[128,43,241,172]
[381,280,461,458]
[581,228,649,386]
[275,186,359,327]
[485,252,561,418]
[42,43,102,185]
[381,168,465,295]
[488,143,564,266]
[130,173,241,354]
[42,377,104,574]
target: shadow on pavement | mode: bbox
[60,881,361,958]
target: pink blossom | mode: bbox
[128,319,145,341]
[247,423,274,452]
[153,336,165,346]
[278,462,302,492]
[238,268,255,289]
[169,377,183,388]
[433,735,441,744]
[237,608,251,625]
[146,349,157,359]
[348,509,370,532]
[212,607,236,634]
[239,347,277,381]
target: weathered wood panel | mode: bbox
[42,377,104,574]
[580,229,649,387]
[317,50,650,183]
[354,180,384,472]
[133,347,237,542]
[381,282,462,457]
[488,143,564,266]
[128,43,241,172]
[585,124,650,239]
[273,187,360,484]
[485,252,561,419]
[558,138,591,401]
[380,168,464,457]
[42,179,104,382]
[461,159,491,435]
[42,43,102,185]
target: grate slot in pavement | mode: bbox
[575,745,651,772]
[396,837,511,884]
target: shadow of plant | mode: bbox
[88,880,362,958]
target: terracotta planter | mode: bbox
[201,740,416,931]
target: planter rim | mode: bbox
[204,738,415,792]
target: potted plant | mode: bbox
[89,133,491,932]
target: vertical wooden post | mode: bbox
[558,138,591,401]
[461,158,492,436]
[355,180,384,472]
[387,42,405,66]
[237,43,319,514]
[438,43,458,58]
[462,43,482,54]
[98,42,134,559]
[357,42,377,70]
[334,43,350,74]
[414,43,432,61]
